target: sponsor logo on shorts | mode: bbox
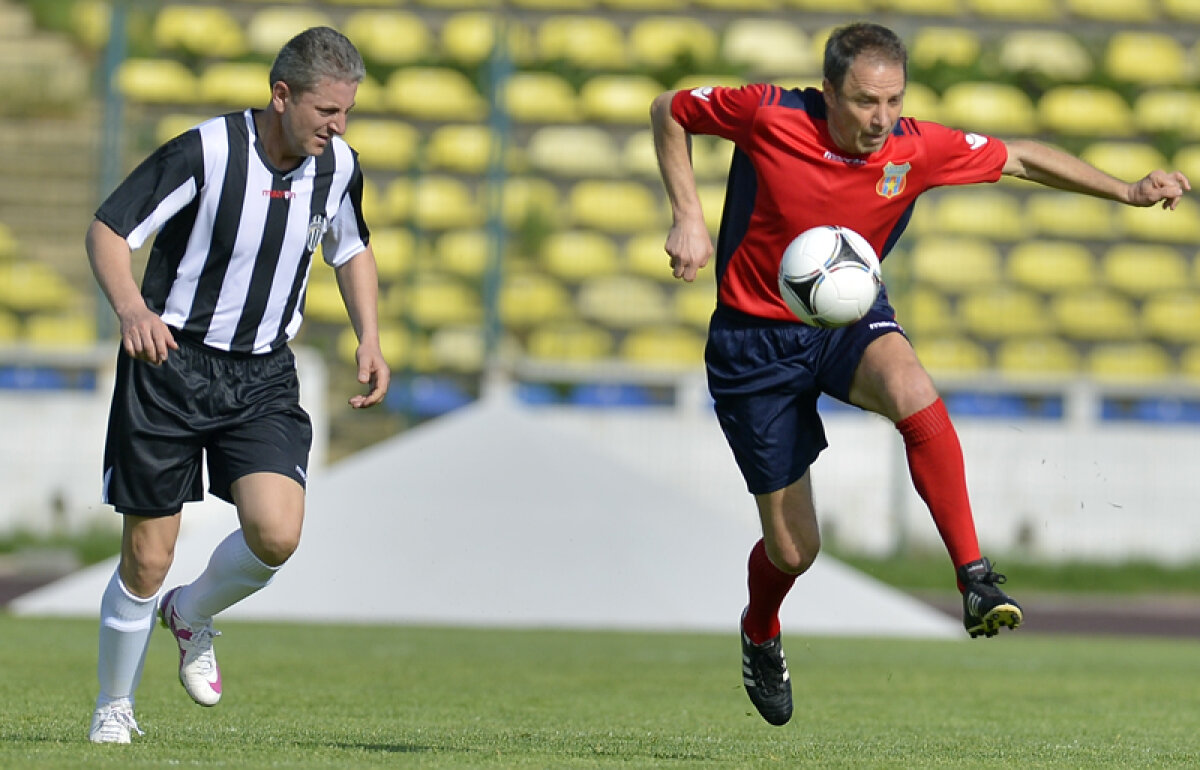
[294,465,307,482]
[868,320,901,331]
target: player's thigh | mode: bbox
[847,332,939,421]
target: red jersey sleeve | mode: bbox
[915,120,1007,188]
[670,84,774,145]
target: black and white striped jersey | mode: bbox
[95,109,370,355]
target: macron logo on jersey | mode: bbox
[690,86,713,102]
[964,133,988,151]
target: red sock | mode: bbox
[742,539,797,645]
[896,399,982,577]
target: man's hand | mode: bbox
[349,346,390,409]
[1129,169,1191,209]
[119,305,178,366]
[664,217,714,282]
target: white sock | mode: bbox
[96,569,158,706]
[174,530,279,624]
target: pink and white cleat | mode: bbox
[159,587,222,706]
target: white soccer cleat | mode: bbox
[160,587,223,706]
[88,698,143,744]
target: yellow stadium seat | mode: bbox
[155,113,206,145]
[784,0,870,9]
[874,0,963,13]
[910,27,980,69]
[526,321,614,362]
[0,223,16,260]
[619,324,706,368]
[442,13,534,67]
[1181,344,1200,381]
[413,176,485,230]
[938,82,1037,135]
[344,10,433,67]
[672,74,749,92]
[893,286,956,336]
[995,30,1093,81]
[1104,32,1189,87]
[154,6,247,58]
[426,124,495,175]
[1133,90,1200,138]
[929,190,1024,241]
[1143,291,1200,344]
[499,272,574,328]
[1120,199,1200,244]
[0,310,18,344]
[566,180,667,233]
[620,129,660,179]
[722,18,816,77]
[526,125,621,177]
[344,120,420,173]
[511,0,596,8]
[1051,289,1140,341]
[1101,243,1188,298]
[385,67,487,122]
[691,135,735,181]
[501,177,562,229]
[627,17,718,69]
[340,324,434,372]
[1087,341,1173,381]
[1081,142,1169,183]
[577,275,670,328]
[246,8,333,57]
[959,287,1052,340]
[693,0,778,9]
[600,0,686,8]
[673,282,717,328]
[696,183,726,236]
[394,272,482,328]
[382,179,414,224]
[24,313,97,349]
[502,71,580,123]
[913,336,990,375]
[1038,86,1134,137]
[358,177,385,226]
[536,15,626,70]
[1174,146,1200,185]
[1006,240,1096,294]
[965,0,1060,20]
[1162,0,1200,20]
[995,337,1080,376]
[116,59,198,104]
[910,236,1001,293]
[903,82,941,122]
[369,228,418,280]
[1063,0,1158,22]
[198,62,271,107]
[428,324,490,373]
[579,74,664,125]
[433,229,490,278]
[0,262,77,313]
[625,231,675,282]
[1025,193,1121,241]
[304,279,348,323]
[540,230,620,282]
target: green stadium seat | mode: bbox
[499,272,574,328]
[627,17,718,69]
[246,8,334,57]
[501,177,563,229]
[1006,240,1096,295]
[1081,142,1170,183]
[442,13,534,67]
[567,180,667,233]
[995,30,1092,81]
[1087,341,1173,381]
[526,321,614,363]
[910,236,1001,293]
[344,10,433,67]
[426,124,495,175]
[536,15,626,70]
[1101,243,1188,298]
[995,337,1080,376]
[912,336,990,375]
[540,230,620,282]
[386,67,488,122]
[369,228,418,281]
[577,275,671,328]
[579,74,665,125]
[198,62,271,107]
[938,82,1037,135]
[413,176,485,230]
[928,190,1024,241]
[672,282,717,328]
[153,5,247,58]
[1063,0,1158,22]
[116,59,198,104]
[342,120,419,172]
[1025,193,1121,241]
[1120,199,1200,244]
[1143,291,1200,344]
[1051,289,1140,341]
[1133,90,1200,139]
[965,0,1060,20]
[910,27,980,69]
[722,18,816,77]
[1104,32,1189,87]
[959,287,1052,340]
[894,286,956,336]
[502,71,581,124]
[619,324,706,368]
[526,125,621,177]
[1038,86,1134,138]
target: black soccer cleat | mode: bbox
[740,613,793,726]
[958,557,1024,638]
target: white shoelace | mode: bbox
[93,701,144,741]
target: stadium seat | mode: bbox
[1120,199,1200,244]
[910,27,980,69]
[342,120,419,172]
[198,62,271,107]
[1063,0,1158,22]
[579,74,665,125]
[394,272,482,329]
[1051,288,1140,341]
[0,223,15,260]
[995,337,1080,376]
[0,310,18,344]
[958,287,1052,340]
[502,71,581,123]
[625,231,674,282]
[442,13,534,67]
[620,129,660,179]
[672,282,717,328]
[902,82,941,122]
[525,321,614,362]
[153,5,247,58]
[501,177,562,229]
[893,286,956,336]
[576,275,671,328]
[536,15,626,70]
[912,336,990,375]
[0,262,77,313]
[23,313,97,349]
[1006,240,1096,294]
[671,74,749,93]
[526,125,621,178]
[784,0,870,9]
[155,113,206,145]
[1143,291,1200,344]
[1162,0,1200,20]
[1087,342,1173,381]
[385,67,487,122]
[510,0,596,8]
[369,228,418,280]
[965,0,1061,20]
[1025,193,1121,241]
[722,18,816,77]
[1133,90,1200,138]
[873,0,963,14]
[344,10,433,67]
[938,83,1037,135]
[246,8,334,57]
[909,236,1001,293]
[1173,146,1200,187]
[928,190,1024,241]
[1038,86,1134,137]
[116,59,198,104]
[693,0,778,9]
[429,324,509,374]
[382,179,414,225]
[1100,243,1188,298]
[426,124,496,175]
[696,183,726,236]
[413,176,485,230]
[499,272,574,328]
[619,324,707,368]
[627,17,718,69]
[433,229,490,279]
[1103,32,1189,87]
[1080,142,1169,184]
[567,180,667,233]
[995,30,1091,82]
[303,278,348,323]
[540,229,621,282]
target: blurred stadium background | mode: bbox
[3,0,1200,583]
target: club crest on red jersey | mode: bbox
[876,161,911,199]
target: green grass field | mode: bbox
[3,615,1200,768]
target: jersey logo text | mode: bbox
[876,162,911,199]
[823,150,867,166]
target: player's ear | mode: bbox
[821,79,836,107]
[269,80,291,113]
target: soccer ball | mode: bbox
[777,225,882,328]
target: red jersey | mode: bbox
[671,84,1008,321]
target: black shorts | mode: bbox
[102,337,312,517]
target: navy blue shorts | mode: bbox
[705,287,904,495]
[102,336,312,517]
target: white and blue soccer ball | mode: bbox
[777,225,882,328]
